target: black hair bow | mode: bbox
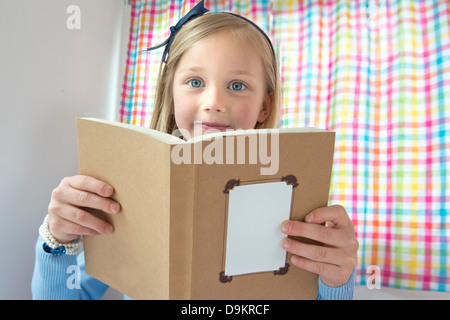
[144,0,209,63]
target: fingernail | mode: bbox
[281,221,290,233]
[306,213,313,223]
[110,203,120,213]
[105,224,113,234]
[103,185,113,196]
[282,238,290,249]
[325,221,335,228]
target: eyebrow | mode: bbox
[177,66,256,78]
[230,70,257,78]
[177,66,204,75]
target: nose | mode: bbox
[201,86,226,113]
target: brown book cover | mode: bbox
[76,117,335,300]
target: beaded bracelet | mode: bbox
[39,214,83,255]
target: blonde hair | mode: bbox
[149,13,281,133]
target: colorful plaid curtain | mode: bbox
[120,0,450,292]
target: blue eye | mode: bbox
[229,82,246,91]
[188,79,204,88]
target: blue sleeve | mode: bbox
[32,236,109,300]
[317,268,356,300]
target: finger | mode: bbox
[305,205,351,229]
[282,238,344,265]
[48,204,113,236]
[55,183,120,214]
[289,255,350,287]
[64,175,114,198]
[289,254,334,276]
[281,220,343,246]
[48,214,102,243]
[52,216,102,237]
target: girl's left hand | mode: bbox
[281,205,358,287]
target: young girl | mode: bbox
[32,4,358,300]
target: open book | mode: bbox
[76,117,335,300]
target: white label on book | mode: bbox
[225,181,293,276]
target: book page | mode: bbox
[187,127,326,143]
[79,117,184,144]
[224,181,293,276]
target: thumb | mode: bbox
[305,205,349,229]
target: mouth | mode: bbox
[198,122,231,132]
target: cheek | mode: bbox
[173,88,186,117]
[173,92,196,130]
[234,101,263,129]
[173,102,188,127]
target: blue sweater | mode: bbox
[32,237,355,300]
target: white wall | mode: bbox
[0,0,129,299]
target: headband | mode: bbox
[144,0,275,64]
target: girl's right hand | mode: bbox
[47,175,120,243]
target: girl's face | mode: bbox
[172,30,272,138]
